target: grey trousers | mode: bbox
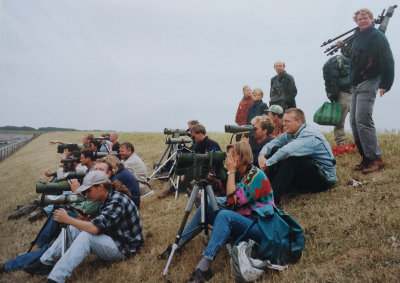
[334,91,351,145]
[350,77,381,160]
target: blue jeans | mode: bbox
[350,77,381,160]
[41,226,125,283]
[4,244,49,271]
[180,197,262,260]
[36,210,77,248]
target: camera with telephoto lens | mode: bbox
[61,157,80,172]
[174,151,227,181]
[93,135,110,141]
[57,143,80,154]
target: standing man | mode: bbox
[347,8,394,173]
[119,142,154,198]
[323,54,352,146]
[258,108,337,205]
[235,85,254,126]
[269,61,298,110]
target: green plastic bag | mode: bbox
[313,102,342,126]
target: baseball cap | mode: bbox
[76,170,110,193]
[268,105,284,115]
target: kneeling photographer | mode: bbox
[161,142,275,282]
[24,171,143,282]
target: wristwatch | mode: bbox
[227,171,235,175]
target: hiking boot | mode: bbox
[362,158,384,174]
[354,157,370,171]
[23,259,53,275]
[0,260,6,273]
[158,187,174,199]
[185,268,213,283]
[8,202,39,220]
[28,208,47,222]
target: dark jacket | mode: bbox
[322,55,351,102]
[249,135,274,166]
[246,100,268,125]
[192,136,221,154]
[270,71,297,108]
[111,166,141,208]
[349,24,394,90]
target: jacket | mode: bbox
[246,100,268,125]
[349,24,394,90]
[270,71,297,106]
[260,123,337,184]
[322,55,351,102]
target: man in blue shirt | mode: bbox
[258,108,337,204]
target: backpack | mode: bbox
[234,204,305,266]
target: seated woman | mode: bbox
[177,141,275,282]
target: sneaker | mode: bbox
[23,259,53,275]
[140,190,155,199]
[362,158,384,174]
[186,268,213,283]
[354,157,370,171]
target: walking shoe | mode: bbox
[185,268,213,283]
[28,208,47,222]
[157,187,174,199]
[23,259,53,275]
[140,190,155,199]
[362,158,384,174]
[47,279,57,283]
[354,157,370,171]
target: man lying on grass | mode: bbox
[24,170,143,283]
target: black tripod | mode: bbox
[27,205,80,255]
[162,177,220,276]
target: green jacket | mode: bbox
[322,55,351,102]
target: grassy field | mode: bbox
[0,131,399,282]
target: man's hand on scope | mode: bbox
[68,179,80,193]
[258,154,268,172]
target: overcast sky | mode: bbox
[0,0,399,132]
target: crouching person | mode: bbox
[24,171,143,283]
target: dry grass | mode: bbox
[0,131,400,283]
